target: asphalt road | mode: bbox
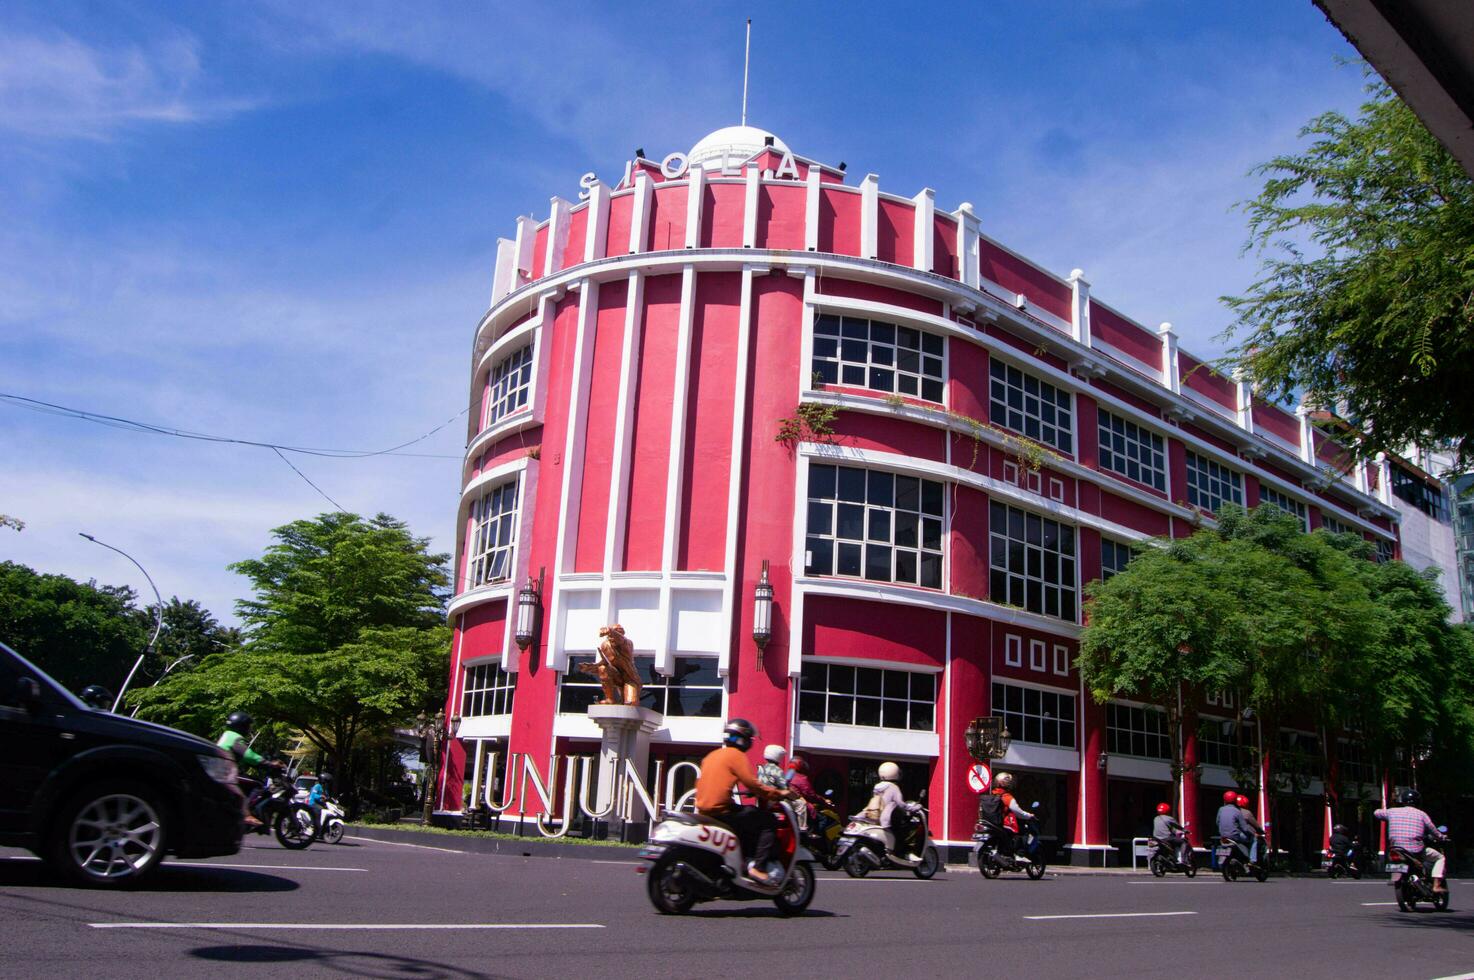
[3,837,1474,979]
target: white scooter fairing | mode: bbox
[835,803,940,878]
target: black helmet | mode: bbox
[1332,823,1349,835]
[722,718,758,750]
[1401,789,1422,806]
[318,772,333,785]
[226,711,254,735]
[79,685,113,710]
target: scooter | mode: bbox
[1387,832,1451,912]
[835,802,941,879]
[1323,838,1364,879]
[639,800,816,916]
[1148,837,1198,877]
[1216,835,1268,882]
[316,798,346,844]
[239,764,316,850]
[973,807,1047,880]
[800,791,845,871]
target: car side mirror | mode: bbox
[16,677,41,712]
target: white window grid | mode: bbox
[483,344,535,430]
[811,314,945,403]
[989,501,1078,622]
[1100,538,1134,580]
[1320,513,1356,536]
[461,660,516,718]
[1097,409,1166,492]
[1048,477,1065,502]
[1004,634,1023,667]
[1259,485,1309,530]
[993,681,1076,749]
[1028,638,1046,672]
[1205,689,1235,709]
[798,661,937,732]
[558,656,723,717]
[1107,702,1170,760]
[469,479,519,587]
[1053,644,1070,676]
[989,359,1074,454]
[1337,739,1375,785]
[805,463,945,589]
[1375,538,1395,563]
[1185,451,1244,514]
[1196,717,1245,768]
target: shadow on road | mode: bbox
[1377,908,1473,933]
[685,907,844,919]
[0,858,298,893]
[190,945,491,978]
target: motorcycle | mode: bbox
[800,791,845,872]
[240,765,317,850]
[639,800,816,916]
[1323,838,1364,879]
[1215,835,1268,882]
[1386,832,1451,913]
[1147,837,1197,877]
[835,802,941,879]
[973,805,1047,880]
[316,798,346,844]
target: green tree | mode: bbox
[0,561,146,694]
[1223,78,1474,470]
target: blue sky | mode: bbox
[0,1,1368,624]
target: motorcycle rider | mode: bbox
[1216,790,1254,865]
[757,745,790,790]
[984,771,1035,856]
[1329,822,1355,867]
[218,711,268,826]
[696,719,792,884]
[860,762,922,858]
[1375,789,1448,894]
[1153,802,1191,866]
[1236,794,1265,863]
[307,772,331,832]
[787,756,828,825]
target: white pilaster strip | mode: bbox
[491,238,517,306]
[1234,371,1255,434]
[584,182,610,263]
[629,171,653,254]
[513,216,537,286]
[859,173,880,259]
[1068,269,1092,347]
[912,189,935,273]
[656,265,698,673]
[684,169,707,249]
[718,266,757,674]
[742,168,761,248]
[788,451,810,678]
[544,197,572,276]
[1158,322,1181,394]
[954,203,980,288]
[1295,402,1315,464]
[804,167,821,251]
[602,272,645,590]
[545,279,601,670]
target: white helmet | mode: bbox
[877,761,901,782]
[763,744,787,764]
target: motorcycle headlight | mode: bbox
[650,823,680,843]
[198,754,238,785]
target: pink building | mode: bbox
[437,126,1401,862]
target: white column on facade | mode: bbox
[628,171,653,254]
[1067,268,1092,347]
[584,182,611,262]
[1234,369,1256,435]
[804,166,821,251]
[684,167,707,249]
[513,215,538,287]
[1158,322,1181,394]
[544,197,573,277]
[1375,453,1393,504]
[656,265,699,674]
[742,167,761,248]
[954,203,981,289]
[911,188,935,273]
[491,238,517,306]
[859,173,880,259]
[718,265,758,675]
[1295,402,1316,464]
[602,271,646,582]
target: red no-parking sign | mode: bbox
[967,763,991,793]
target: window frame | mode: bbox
[988,501,1079,622]
[804,463,946,589]
[1184,451,1244,515]
[481,342,536,431]
[797,660,938,733]
[467,478,521,588]
[988,359,1074,455]
[1258,485,1310,531]
[558,655,724,718]
[1106,701,1171,760]
[461,659,517,718]
[1096,408,1167,492]
[991,680,1077,750]
[811,313,946,403]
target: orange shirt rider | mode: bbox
[696,745,783,814]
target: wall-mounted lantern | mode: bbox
[514,568,544,651]
[752,560,774,669]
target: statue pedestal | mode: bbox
[587,704,662,831]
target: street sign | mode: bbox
[967,763,991,793]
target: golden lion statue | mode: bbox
[578,624,642,706]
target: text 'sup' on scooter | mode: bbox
[639,800,817,916]
[834,802,941,879]
[972,805,1047,880]
[1386,830,1451,913]
[1148,837,1197,878]
[1215,835,1268,882]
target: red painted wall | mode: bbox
[816,277,942,317]
[803,596,946,668]
[1091,304,1162,373]
[979,241,1071,323]
[701,182,746,249]
[623,274,683,569]
[606,192,633,259]
[573,279,628,571]
[648,184,688,251]
[677,272,740,570]
[817,188,861,255]
[876,198,915,267]
[757,184,806,250]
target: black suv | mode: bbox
[0,641,244,886]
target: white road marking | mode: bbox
[90,922,604,931]
[1024,911,1197,921]
[343,835,465,854]
[1361,902,1400,906]
[1428,973,1474,980]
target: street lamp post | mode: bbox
[130,653,195,717]
[79,532,163,713]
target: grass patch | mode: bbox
[346,822,643,847]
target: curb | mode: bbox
[345,824,641,861]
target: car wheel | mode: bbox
[773,862,815,915]
[50,782,168,888]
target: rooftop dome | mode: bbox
[687,125,789,168]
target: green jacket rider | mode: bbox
[217,711,265,766]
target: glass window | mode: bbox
[806,464,944,589]
[461,660,517,718]
[812,314,945,403]
[992,681,1075,748]
[989,501,1077,621]
[989,360,1073,454]
[1196,717,1246,769]
[798,662,937,732]
[1100,538,1134,580]
[1375,538,1395,563]
[1185,451,1243,515]
[1106,702,1170,759]
[558,656,722,717]
[1320,513,1356,536]
[1390,464,1449,522]
[483,344,535,430]
[1096,410,1166,492]
[1258,485,1309,531]
[1337,739,1374,785]
[468,479,520,587]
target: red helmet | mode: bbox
[790,755,809,775]
[1223,790,1238,804]
[1236,794,1250,808]
[1156,803,1171,814]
